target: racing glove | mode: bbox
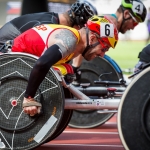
[64,73,76,83]
[71,66,81,85]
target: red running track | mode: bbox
[35,113,125,150]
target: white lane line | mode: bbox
[105,122,117,124]
[63,131,119,134]
[44,143,123,147]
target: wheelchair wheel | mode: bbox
[0,53,64,150]
[118,66,150,150]
[69,56,121,128]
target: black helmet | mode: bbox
[121,0,147,22]
[77,0,98,15]
[68,1,96,28]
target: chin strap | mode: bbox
[82,27,99,57]
[119,6,132,33]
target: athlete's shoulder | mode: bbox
[47,24,80,40]
[10,12,58,22]
[10,12,59,32]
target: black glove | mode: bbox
[64,73,76,83]
[71,66,81,85]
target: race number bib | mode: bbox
[132,1,143,15]
[100,23,114,38]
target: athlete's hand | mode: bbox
[134,61,146,73]
[64,73,76,83]
[22,97,41,116]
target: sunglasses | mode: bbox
[97,38,110,52]
[128,12,139,27]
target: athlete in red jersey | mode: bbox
[9,16,119,116]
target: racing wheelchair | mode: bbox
[0,52,149,149]
[69,54,127,128]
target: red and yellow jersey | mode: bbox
[12,24,80,64]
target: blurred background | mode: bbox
[0,0,150,72]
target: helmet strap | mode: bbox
[82,27,99,57]
[119,6,132,32]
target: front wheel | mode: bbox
[0,53,65,149]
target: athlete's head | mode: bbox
[82,15,118,61]
[68,1,97,28]
[87,15,118,49]
[121,0,147,22]
[118,0,147,33]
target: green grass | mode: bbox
[106,40,146,70]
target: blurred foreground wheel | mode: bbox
[118,66,150,150]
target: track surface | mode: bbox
[35,113,125,150]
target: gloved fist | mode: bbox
[64,73,76,83]
[134,61,146,73]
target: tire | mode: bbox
[118,66,150,150]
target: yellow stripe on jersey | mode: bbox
[56,53,74,64]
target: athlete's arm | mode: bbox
[24,44,61,98]
[24,29,78,98]
[11,12,59,33]
[72,54,83,68]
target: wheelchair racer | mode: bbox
[72,0,147,85]
[7,15,118,116]
[0,0,97,48]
